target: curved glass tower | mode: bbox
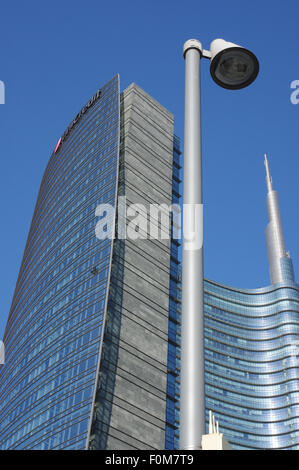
[204,155,299,449]
[205,280,299,449]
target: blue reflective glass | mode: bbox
[0,76,120,449]
[204,279,299,449]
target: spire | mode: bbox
[264,153,273,193]
[264,154,295,284]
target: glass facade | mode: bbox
[205,279,299,449]
[168,275,299,450]
[0,75,120,449]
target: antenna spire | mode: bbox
[264,153,273,192]
[264,154,295,284]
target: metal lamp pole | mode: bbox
[180,38,259,450]
[180,40,205,451]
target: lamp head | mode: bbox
[209,39,259,90]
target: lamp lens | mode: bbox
[218,52,253,83]
[220,56,249,78]
[210,48,259,89]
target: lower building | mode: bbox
[205,278,299,449]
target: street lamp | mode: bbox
[180,38,259,450]
[209,39,259,89]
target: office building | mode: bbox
[0,75,181,450]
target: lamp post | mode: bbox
[180,38,259,450]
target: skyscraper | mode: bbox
[205,155,299,449]
[0,75,181,450]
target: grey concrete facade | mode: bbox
[89,84,175,449]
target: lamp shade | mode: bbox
[210,39,259,90]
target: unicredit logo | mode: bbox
[54,137,62,153]
[54,88,101,154]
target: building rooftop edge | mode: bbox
[204,277,299,295]
[122,82,174,122]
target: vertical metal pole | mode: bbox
[180,40,205,450]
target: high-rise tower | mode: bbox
[0,76,181,450]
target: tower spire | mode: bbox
[264,153,273,193]
[264,154,295,284]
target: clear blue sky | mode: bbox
[1,0,299,338]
